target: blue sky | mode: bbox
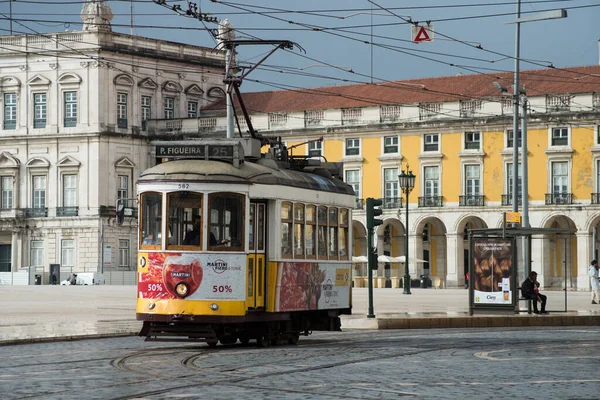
[1,0,598,92]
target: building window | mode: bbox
[187,101,198,118]
[345,138,360,156]
[384,168,399,207]
[424,166,439,196]
[308,141,322,157]
[465,131,480,150]
[281,202,292,257]
[345,169,360,202]
[164,97,174,119]
[507,163,522,198]
[30,240,44,267]
[61,239,75,268]
[465,165,480,195]
[293,204,305,258]
[32,175,46,209]
[383,136,398,154]
[64,91,77,127]
[33,93,47,129]
[141,95,151,130]
[62,175,77,207]
[551,127,568,146]
[4,93,17,130]
[117,92,128,129]
[424,134,439,152]
[1,176,12,209]
[552,161,568,194]
[119,239,130,269]
[118,175,129,206]
[507,129,522,148]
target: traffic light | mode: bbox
[366,197,383,230]
[369,246,379,270]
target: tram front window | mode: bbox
[140,192,162,248]
[167,191,203,248]
[208,192,244,250]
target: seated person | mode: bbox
[143,234,157,245]
[183,216,201,245]
[210,230,229,246]
[521,271,548,314]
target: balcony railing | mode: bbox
[56,207,79,217]
[117,118,128,129]
[64,117,77,127]
[354,198,364,210]
[418,196,443,208]
[592,193,600,204]
[545,193,573,205]
[26,207,48,218]
[4,120,16,130]
[0,208,24,219]
[459,195,484,207]
[34,119,46,129]
[383,197,402,209]
[501,194,522,206]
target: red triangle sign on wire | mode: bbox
[414,26,431,42]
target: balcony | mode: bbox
[545,193,573,205]
[34,119,46,129]
[501,194,522,206]
[99,205,116,217]
[383,197,402,209]
[26,207,48,218]
[4,120,16,130]
[117,118,128,129]
[56,207,79,217]
[592,193,600,204]
[147,118,225,137]
[459,195,484,207]
[64,118,77,128]
[418,196,443,208]
[354,198,364,210]
[0,208,24,219]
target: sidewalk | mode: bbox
[1,286,599,345]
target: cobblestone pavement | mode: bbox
[1,327,598,400]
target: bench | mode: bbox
[516,287,533,314]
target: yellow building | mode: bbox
[192,65,600,290]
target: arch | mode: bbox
[161,80,183,93]
[26,157,50,168]
[540,214,577,289]
[113,73,134,86]
[185,84,204,96]
[0,76,21,89]
[207,86,225,98]
[57,72,82,85]
[453,213,488,233]
[138,77,158,90]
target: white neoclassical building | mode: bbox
[0,0,226,280]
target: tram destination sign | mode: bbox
[156,144,235,160]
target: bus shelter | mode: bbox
[468,226,575,315]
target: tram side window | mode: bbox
[257,203,265,251]
[305,205,316,258]
[167,191,203,248]
[281,202,292,257]
[140,192,162,248]
[339,208,349,260]
[328,208,339,259]
[249,204,255,251]
[317,206,327,259]
[209,192,244,250]
[294,204,305,258]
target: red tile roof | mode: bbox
[203,65,600,114]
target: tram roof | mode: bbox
[138,159,355,196]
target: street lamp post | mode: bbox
[399,167,416,295]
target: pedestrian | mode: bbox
[589,260,599,304]
[521,271,547,314]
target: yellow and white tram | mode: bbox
[136,138,355,346]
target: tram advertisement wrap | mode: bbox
[137,252,245,301]
[274,262,351,312]
[472,238,513,305]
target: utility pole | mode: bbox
[218,20,235,139]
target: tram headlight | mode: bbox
[210,303,219,311]
[175,282,190,298]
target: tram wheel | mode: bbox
[206,339,218,347]
[256,335,270,348]
[219,335,237,345]
[288,333,300,345]
[238,334,250,345]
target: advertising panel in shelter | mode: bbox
[274,262,351,312]
[137,252,246,301]
[472,238,514,305]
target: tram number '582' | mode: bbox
[178,183,189,189]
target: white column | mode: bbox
[446,233,460,287]
[576,231,592,291]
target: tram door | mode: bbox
[247,202,266,309]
